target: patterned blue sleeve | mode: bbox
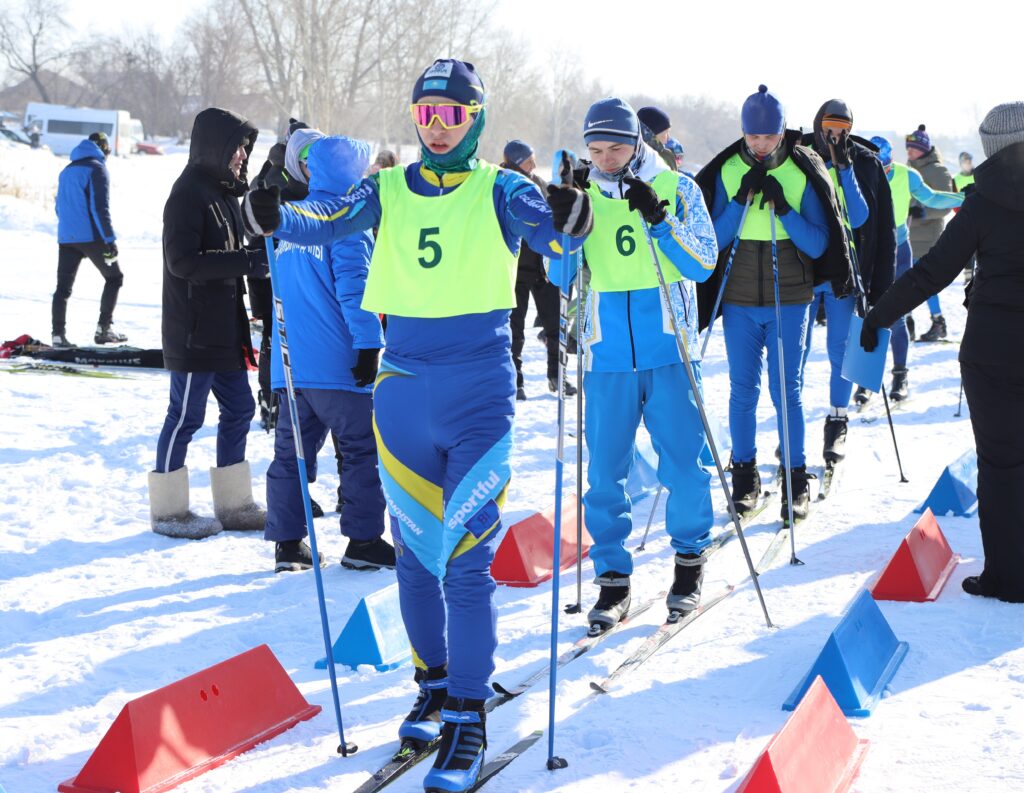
[649,173,718,283]
[276,177,382,245]
[710,174,746,251]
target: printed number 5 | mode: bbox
[418,227,442,268]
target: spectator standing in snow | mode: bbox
[149,107,269,540]
[862,102,1024,604]
[52,132,127,348]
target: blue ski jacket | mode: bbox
[56,139,116,245]
[270,136,384,393]
[894,167,964,246]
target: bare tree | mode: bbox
[0,0,74,102]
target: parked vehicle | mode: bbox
[23,103,140,156]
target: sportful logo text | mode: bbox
[447,470,501,530]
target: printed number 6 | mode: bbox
[418,227,442,268]
[616,224,636,256]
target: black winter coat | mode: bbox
[801,132,897,306]
[161,107,266,372]
[869,140,1024,367]
[695,130,854,330]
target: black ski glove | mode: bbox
[734,166,766,205]
[242,184,281,236]
[829,130,851,169]
[860,309,881,352]
[759,175,791,216]
[103,242,118,263]
[623,177,669,225]
[909,205,926,219]
[351,347,381,388]
[546,184,593,237]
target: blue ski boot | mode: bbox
[398,665,447,750]
[423,697,486,792]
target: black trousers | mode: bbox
[52,242,123,335]
[510,268,560,388]
[961,360,1024,602]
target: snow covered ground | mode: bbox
[1,140,1022,793]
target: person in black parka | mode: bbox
[149,107,270,540]
[862,102,1024,603]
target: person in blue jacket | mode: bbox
[263,134,393,575]
[240,59,591,793]
[798,100,895,463]
[547,98,718,630]
[868,136,963,401]
[52,132,127,347]
[695,86,852,522]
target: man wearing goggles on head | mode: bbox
[241,58,592,793]
[798,100,896,461]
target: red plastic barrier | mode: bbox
[58,644,320,793]
[871,508,960,602]
[738,676,868,793]
[491,493,590,587]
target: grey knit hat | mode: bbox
[979,102,1024,158]
[284,127,325,184]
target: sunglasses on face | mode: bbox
[409,103,483,130]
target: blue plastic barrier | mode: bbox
[915,448,978,517]
[316,583,411,672]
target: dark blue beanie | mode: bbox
[584,98,640,146]
[637,106,671,136]
[411,59,485,106]
[503,139,534,165]
[741,85,785,135]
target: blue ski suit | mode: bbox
[548,146,719,577]
[273,158,577,701]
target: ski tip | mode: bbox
[491,682,513,696]
[589,680,609,695]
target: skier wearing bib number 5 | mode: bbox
[240,59,592,793]
[547,98,719,633]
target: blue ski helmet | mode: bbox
[741,85,785,135]
[583,98,640,147]
[870,135,893,166]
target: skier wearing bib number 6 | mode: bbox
[240,58,592,793]
[547,98,719,633]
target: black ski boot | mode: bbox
[424,697,487,793]
[587,572,630,634]
[398,665,447,749]
[548,376,577,397]
[823,415,848,465]
[854,387,872,408]
[258,389,279,432]
[815,298,827,326]
[341,537,396,570]
[309,498,324,518]
[52,333,75,348]
[890,367,909,402]
[666,553,704,618]
[906,314,916,341]
[780,466,811,523]
[94,323,127,344]
[919,314,947,342]
[730,460,761,515]
[515,386,527,401]
[274,539,325,573]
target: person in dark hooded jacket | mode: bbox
[861,102,1024,604]
[149,107,270,540]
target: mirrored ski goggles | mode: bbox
[409,103,484,130]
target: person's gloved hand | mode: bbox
[829,130,851,169]
[759,175,791,216]
[734,166,766,205]
[909,205,926,219]
[623,177,669,225]
[242,185,281,236]
[351,348,381,387]
[103,242,118,264]
[860,309,881,352]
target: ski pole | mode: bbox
[829,144,908,483]
[544,150,576,772]
[564,274,585,616]
[700,198,753,358]
[955,379,964,417]
[636,485,663,551]
[768,208,802,565]
[628,169,773,628]
[264,237,357,757]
